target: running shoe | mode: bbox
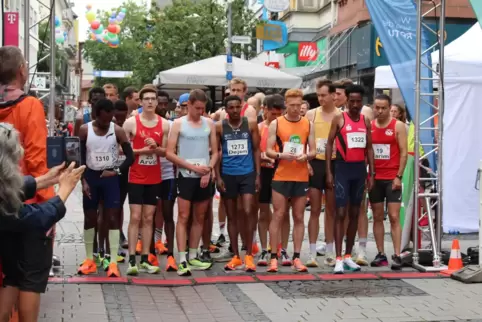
[258,250,269,266]
[165,255,178,272]
[292,258,308,272]
[267,258,278,273]
[200,250,213,263]
[343,256,361,272]
[324,253,336,267]
[177,261,191,276]
[93,254,102,267]
[49,267,54,277]
[224,255,243,271]
[214,247,233,262]
[355,249,369,266]
[52,255,61,267]
[244,255,256,272]
[126,263,139,276]
[306,253,319,268]
[101,256,111,272]
[188,257,213,270]
[155,240,167,255]
[136,240,142,255]
[281,251,292,266]
[148,253,159,267]
[117,251,126,263]
[316,244,326,256]
[391,254,403,270]
[107,262,121,277]
[209,243,220,254]
[333,258,344,274]
[252,243,259,256]
[215,234,226,247]
[370,252,389,267]
[121,239,128,249]
[140,261,161,274]
[78,258,97,275]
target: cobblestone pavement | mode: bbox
[38,185,482,321]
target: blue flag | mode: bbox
[366,0,435,168]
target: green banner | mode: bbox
[470,0,482,28]
[400,155,415,227]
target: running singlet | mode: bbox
[371,118,400,180]
[273,116,310,182]
[313,108,337,160]
[83,107,91,123]
[259,121,275,169]
[336,112,367,162]
[226,103,249,120]
[177,116,211,179]
[160,120,175,180]
[86,122,118,171]
[221,117,254,176]
[129,114,163,184]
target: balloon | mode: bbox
[120,8,126,13]
[118,12,125,18]
[93,25,104,34]
[86,11,96,23]
[86,4,92,10]
[90,33,96,41]
[145,42,153,49]
[108,43,118,48]
[56,34,65,44]
[55,16,61,27]
[107,24,117,33]
[90,20,100,30]
[111,12,117,19]
[108,18,115,24]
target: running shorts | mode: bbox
[128,183,160,206]
[272,180,309,198]
[159,178,177,201]
[259,167,275,203]
[369,179,402,204]
[221,172,256,199]
[177,173,212,202]
[309,159,334,191]
[83,169,121,210]
[334,161,366,208]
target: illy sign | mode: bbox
[298,42,318,62]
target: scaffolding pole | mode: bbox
[412,0,447,272]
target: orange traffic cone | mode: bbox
[441,239,463,276]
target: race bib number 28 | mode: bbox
[283,142,303,156]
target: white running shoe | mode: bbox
[306,253,319,267]
[334,259,344,274]
[355,249,369,266]
[316,243,326,256]
[324,253,336,267]
[343,256,361,272]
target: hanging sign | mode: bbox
[263,0,290,12]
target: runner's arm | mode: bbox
[165,119,196,172]
[114,124,134,173]
[214,122,223,180]
[78,124,88,167]
[155,119,170,157]
[208,119,219,170]
[325,114,340,176]
[73,108,83,136]
[395,120,408,177]
[307,121,316,161]
[265,120,278,160]
[361,105,374,121]
[305,109,315,123]
[244,105,258,123]
[250,120,261,176]
[365,118,375,176]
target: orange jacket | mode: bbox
[0,95,54,204]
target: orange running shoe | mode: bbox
[155,240,167,255]
[78,258,97,275]
[165,255,178,272]
[224,255,243,271]
[136,240,142,255]
[292,258,308,272]
[148,253,159,267]
[107,262,121,277]
[244,255,256,272]
[252,243,259,256]
[267,258,278,273]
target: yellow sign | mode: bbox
[256,24,282,42]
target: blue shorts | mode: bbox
[334,161,366,208]
[83,169,121,210]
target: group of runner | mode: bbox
[74,76,407,277]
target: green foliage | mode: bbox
[83,0,258,92]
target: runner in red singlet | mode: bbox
[369,94,407,270]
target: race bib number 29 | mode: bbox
[139,154,157,165]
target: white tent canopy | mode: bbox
[158,55,302,89]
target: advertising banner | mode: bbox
[469,0,482,28]
[365,0,435,168]
[3,13,19,47]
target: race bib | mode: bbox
[373,144,390,160]
[91,152,112,168]
[283,142,303,156]
[227,139,248,156]
[347,132,366,149]
[316,138,327,154]
[186,158,207,175]
[139,154,157,165]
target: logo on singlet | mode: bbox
[288,135,301,143]
[346,124,352,131]
[385,129,394,136]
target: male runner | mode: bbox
[305,80,339,267]
[122,86,140,116]
[300,100,309,117]
[103,83,119,102]
[265,89,315,273]
[74,87,105,136]
[123,86,169,275]
[369,94,407,270]
[325,85,375,274]
[78,99,134,277]
[215,95,261,271]
[166,89,218,276]
[257,94,284,266]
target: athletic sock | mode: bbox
[188,248,198,260]
[108,230,120,262]
[154,228,163,243]
[326,243,334,254]
[358,238,367,252]
[129,255,136,266]
[140,254,148,264]
[293,252,300,260]
[219,222,226,235]
[179,251,187,263]
[309,243,316,254]
[83,228,95,260]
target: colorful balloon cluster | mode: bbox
[54,16,67,45]
[86,4,126,48]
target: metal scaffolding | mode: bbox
[412,0,447,272]
[24,0,56,136]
